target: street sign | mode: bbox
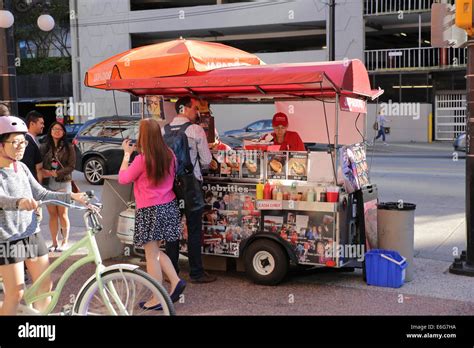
[431,3,468,48]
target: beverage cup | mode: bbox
[326,186,339,203]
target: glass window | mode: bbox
[264,120,273,128]
[81,120,139,139]
[248,121,264,131]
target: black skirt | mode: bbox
[0,233,48,265]
[134,199,182,247]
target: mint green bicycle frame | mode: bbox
[22,204,127,315]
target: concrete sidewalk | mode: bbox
[367,141,456,158]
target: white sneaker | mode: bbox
[383,142,389,146]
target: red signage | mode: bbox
[256,200,283,210]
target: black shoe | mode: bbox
[190,272,217,284]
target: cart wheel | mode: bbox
[244,239,289,285]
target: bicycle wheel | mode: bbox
[73,268,175,316]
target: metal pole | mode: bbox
[329,0,335,61]
[0,0,18,116]
[334,93,339,184]
[418,14,421,68]
[450,36,474,276]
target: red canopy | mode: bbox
[102,59,382,102]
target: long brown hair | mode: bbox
[137,118,173,186]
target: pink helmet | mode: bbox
[0,116,28,135]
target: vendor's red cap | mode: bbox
[272,112,288,127]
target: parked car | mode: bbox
[73,116,139,185]
[223,119,273,140]
[453,132,466,152]
[219,135,243,149]
[38,123,84,144]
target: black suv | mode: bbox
[73,116,139,185]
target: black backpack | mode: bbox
[163,122,205,212]
[163,122,194,176]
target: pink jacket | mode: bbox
[118,154,176,209]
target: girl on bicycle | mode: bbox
[0,116,88,315]
[119,118,186,310]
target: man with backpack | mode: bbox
[163,97,216,283]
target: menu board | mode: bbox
[267,152,287,180]
[242,151,263,179]
[287,152,308,181]
[340,143,370,193]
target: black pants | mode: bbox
[165,207,204,280]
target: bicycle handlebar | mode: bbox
[39,190,102,213]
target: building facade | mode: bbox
[72,0,464,141]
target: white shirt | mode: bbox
[165,116,212,181]
[376,115,387,127]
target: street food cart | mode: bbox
[87,57,383,285]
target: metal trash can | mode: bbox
[377,202,416,282]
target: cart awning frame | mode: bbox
[102,59,383,104]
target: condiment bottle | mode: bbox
[276,188,283,200]
[297,192,303,201]
[306,188,315,202]
[256,181,264,200]
[272,186,279,200]
[320,189,327,202]
[283,191,290,200]
[264,181,273,200]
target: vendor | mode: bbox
[261,112,305,151]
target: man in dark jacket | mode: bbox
[22,110,45,182]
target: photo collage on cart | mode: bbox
[194,183,261,257]
[262,210,337,265]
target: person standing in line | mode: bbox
[164,97,216,283]
[40,122,75,252]
[22,111,45,182]
[119,118,185,310]
[374,110,390,146]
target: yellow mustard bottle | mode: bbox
[256,182,264,200]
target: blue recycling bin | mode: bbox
[365,249,408,288]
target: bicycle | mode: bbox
[9,191,174,316]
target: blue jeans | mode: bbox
[375,127,386,142]
[165,207,205,279]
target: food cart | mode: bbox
[92,59,383,285]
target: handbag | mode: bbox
[71,180,80,193]
[372,121,379,131]
[173,158,205,212]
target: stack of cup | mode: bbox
[326,186,340,203]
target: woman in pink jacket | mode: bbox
[119,119,185,310]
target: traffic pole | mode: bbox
[328,0,335,61]
[450,35,474,276]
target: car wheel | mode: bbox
[83,157,106,185]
